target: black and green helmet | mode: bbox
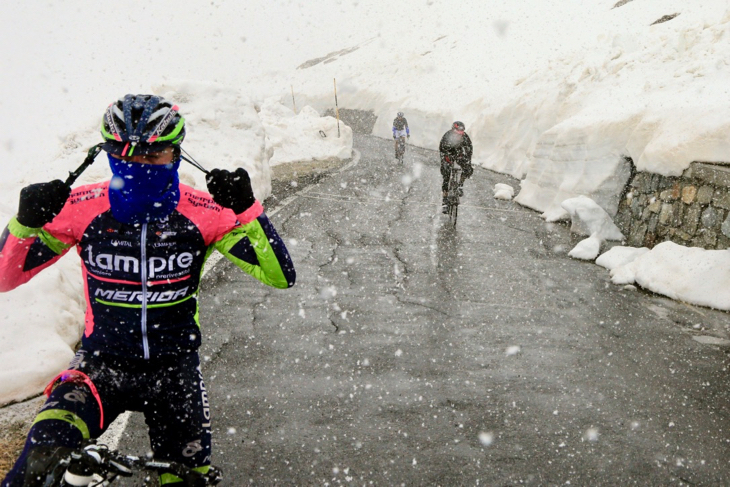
[101,94,186,156]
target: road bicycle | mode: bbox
[395,136,407,164]
[444,163,463,228]
[25,441,222,486]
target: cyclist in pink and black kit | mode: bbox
[0,94,296,486]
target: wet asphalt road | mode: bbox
[120,134,730,485]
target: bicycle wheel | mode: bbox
[445,166,461,228]
[447,198,457,227]
[396,139,405,163]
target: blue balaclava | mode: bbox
[107,154,181,224]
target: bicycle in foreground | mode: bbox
[444,164,463,228]
[395,136,407,164]
[25,441,222,486]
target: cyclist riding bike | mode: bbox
[392,112,410,159]
[0,94,296,486]
[439,121,473,213]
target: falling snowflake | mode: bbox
[320,286,337,299]
[478,432,494,446]
[584,428,599,442]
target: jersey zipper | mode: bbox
[140,223,150,359]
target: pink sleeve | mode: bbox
[0,228,64,291]
[44,183,111,244]
[176,185,263,245]
[0,183,109,292]
[236,200,264,225]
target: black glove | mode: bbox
[16,180,71,228]
[206,168,256,214]
[407,135,410,138]
[393,136,396,139]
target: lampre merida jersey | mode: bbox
[0,181,295,360]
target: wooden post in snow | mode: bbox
[334,78,341,138]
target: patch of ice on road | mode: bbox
[692,336,730,347]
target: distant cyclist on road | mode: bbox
[392,112,410,158]
[439,121,473,213]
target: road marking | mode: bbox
[97,411,129,450]
[337,149,361,173]
[430,204,441,267]
[268,149,361,218]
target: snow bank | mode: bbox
[595,245,650,284]
[561,196,624,261]
[159,82,272,200]
[568,236,603,261]
[259,98,353,166]
[498,5,730,218]
[595,246,650,271]
[562,196,624,241]
[493,183,514,200]
[0,252,84,404]
[598,242,730,310]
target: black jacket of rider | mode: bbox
[392,117,409,131]
[439,130,473,164]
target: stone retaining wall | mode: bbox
[614,159,730,250]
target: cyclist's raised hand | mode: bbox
[205,168,256,214]
[17,180,71,228]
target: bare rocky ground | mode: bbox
[0,396,44,476]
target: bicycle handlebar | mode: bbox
[34,441,222,486]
